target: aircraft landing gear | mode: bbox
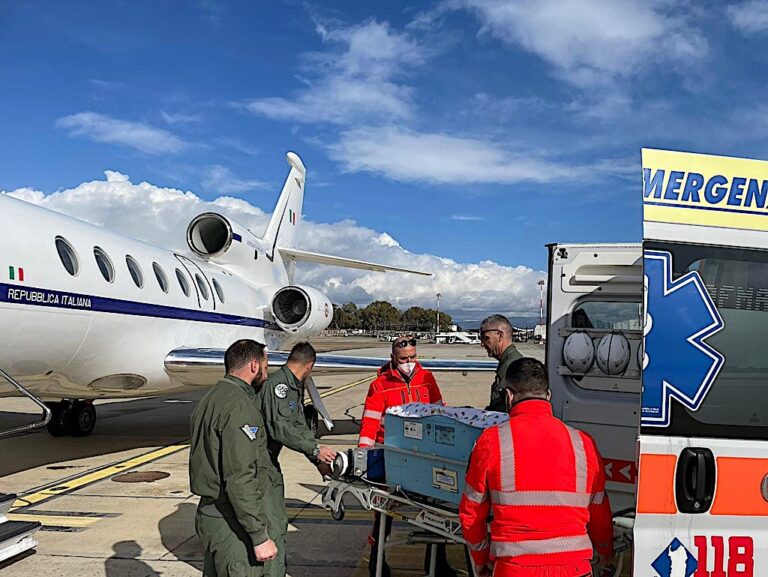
[45,400,96,437]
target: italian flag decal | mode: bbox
[9,265,24,282]
[288,209,297,225]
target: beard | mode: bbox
[250,365,268,388]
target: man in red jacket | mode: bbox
[459,358,614,577]
[358,335,453,577]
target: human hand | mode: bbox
[253,538,277,562]
[316,445,337,464]
[316,462,332,480]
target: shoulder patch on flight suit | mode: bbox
[274,383,289,399]
[241,424,259,440]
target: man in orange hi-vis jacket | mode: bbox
[358,335,451,577]
[459,358,614,577]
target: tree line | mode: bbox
[330,301,454,332]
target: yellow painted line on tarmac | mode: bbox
[286,506,372,521]
[313,374,375,403]
[12,444,188,511]
[8,513,99,528]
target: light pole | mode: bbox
[436,293,441,335]
[538,280,545,328]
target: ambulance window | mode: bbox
[125,255,143,288]
[93,247,115,283]
[55,236,79,276]
[175,268,191,297]
[644,241,768,440]
[212,278,225,303]
[571,302,642,330]
[195,274,210,301]
[152,262,168,293]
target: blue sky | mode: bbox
[3,0,768,322]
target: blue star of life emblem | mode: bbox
[651,538,697,577]
[642,250,725,427]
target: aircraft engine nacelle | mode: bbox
[186,212,261,268]
[270,285,333,334]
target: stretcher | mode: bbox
[321,477,472,577]
[321,475,635,577]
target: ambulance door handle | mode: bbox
[694,452,706,501]
[675,447,715,514]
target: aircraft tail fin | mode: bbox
[263,152,306,252]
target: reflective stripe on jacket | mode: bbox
[357,361,444,447]
[459,399,614,572]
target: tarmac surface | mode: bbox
[0,339,545,577]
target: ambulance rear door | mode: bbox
[635,148,768,577]
[546,242,643,513]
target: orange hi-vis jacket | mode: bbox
[459,399,614,576]
[357,361,444,448]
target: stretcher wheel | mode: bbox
[331,503,345,521]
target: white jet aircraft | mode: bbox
[0,152,494,437]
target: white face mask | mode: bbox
[398,362,416,376]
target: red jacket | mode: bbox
[459,399,613,576]
[357,361,444,447]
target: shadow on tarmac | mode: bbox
[105,540,160,577]
[0,392,202,477]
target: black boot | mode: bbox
[424,543,457,577]
[369,545,391,577]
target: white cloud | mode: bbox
[56,112,190,155]
[2,173,544,320]
[329,126,578,184]
[238,20,425,124]
[727,0,768,34]
[458,0,706,87]
[160,110,202,125]
[200,165,270,194]
[451,214,483,221]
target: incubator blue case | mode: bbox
[382,404,508,504]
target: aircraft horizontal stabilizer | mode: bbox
[278,248,431,276]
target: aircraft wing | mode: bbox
[278,248,431,276]
[165,348,496,433]
[164,348,497,373]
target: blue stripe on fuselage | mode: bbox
[0,282,281,329]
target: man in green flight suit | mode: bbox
[479,314,523,412]
[189,339,279,577]
[259,341,337,577]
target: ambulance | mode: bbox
[546,149,768,577]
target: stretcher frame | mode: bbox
[321,477,634,577]
[321,478,474,577]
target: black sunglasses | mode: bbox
[394,338,417,348]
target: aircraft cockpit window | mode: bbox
[126,255,143,288]
[153,262,168,293]
[93,247,115,283]
[175,268,191,297]
[195,274,210,301]
[212,278,225,303]
[55,236,79,276]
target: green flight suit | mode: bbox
[190,375,280,577]
[258,366,320,577]
[485,343,523,412]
